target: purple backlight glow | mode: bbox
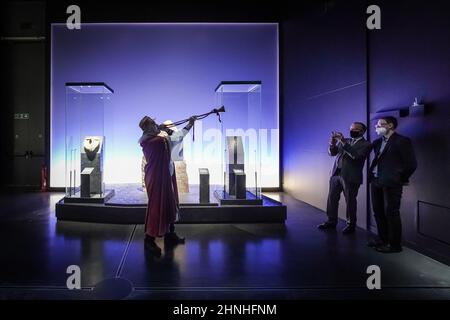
[51,23,279,187]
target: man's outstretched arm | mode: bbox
[170,116,197,142]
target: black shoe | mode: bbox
[375,244,403,253]
[164,232,185,247]
[342,225,355,234]
[367,239,386,248]
[317,222,336,230]
[144,237,162,256]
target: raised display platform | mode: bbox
[55,184,286,224]
[63,189,115,204]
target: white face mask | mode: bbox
[375,127,388,136]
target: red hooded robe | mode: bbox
[141,135,179,237]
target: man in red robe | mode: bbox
[139,115,195,256]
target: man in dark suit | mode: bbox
[368,116,417,253]
[318,122,372,234]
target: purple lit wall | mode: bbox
[282,1,368,228]
[282,0,450,263]
[50,23,279,188]
[368,0,450,263]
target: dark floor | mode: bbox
[0,192,449,300]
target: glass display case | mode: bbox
[214,81,262,205]
[56,80,286,224]
[64,82,114,202]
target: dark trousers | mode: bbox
[326,173,360,226]
[370,179,403,248]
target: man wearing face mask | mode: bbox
[318,122,372,234]
[368,116,417,253]
[138,115,196,256]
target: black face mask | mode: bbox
[350,130,361,138]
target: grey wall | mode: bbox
[282,0,369,228]
[0,2,47,189]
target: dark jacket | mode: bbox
[369,132,417,187]
[329,137,372,185]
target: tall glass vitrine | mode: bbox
[215,81,262,204]
[64,82,114,202]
